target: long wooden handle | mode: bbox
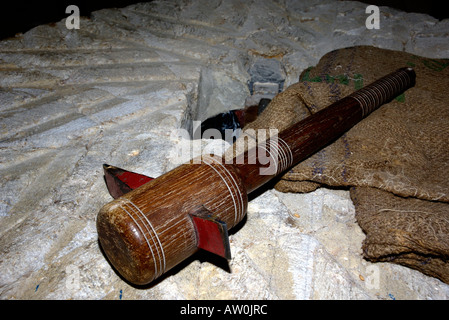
[97,68,416,286]
[235,67,416,193]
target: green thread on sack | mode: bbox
[300,67,410,102]
[408,55,449,72]
[300,68,363,90]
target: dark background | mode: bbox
[0,0,447,40]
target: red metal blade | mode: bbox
[103,164,153,199]
[189,206,231,260]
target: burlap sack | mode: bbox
[243,46,449,284]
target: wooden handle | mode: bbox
[97,158,247,285]
[234,67,416,193]
[97,68,416,285]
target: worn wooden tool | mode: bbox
[97,67,416,285]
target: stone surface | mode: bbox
[1,0,449,300]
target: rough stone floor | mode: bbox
[1,0,448,299]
